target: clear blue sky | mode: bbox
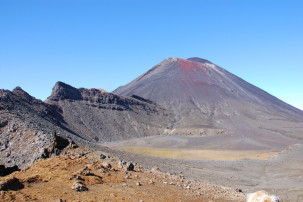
[1,0,302,110]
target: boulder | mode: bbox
[71,181,88,192]
[50,131,70,155]
[247,191,280,202]
[74,166,92,176]
[101,162,111,169]
[151,166,160,173]
[125,162,134,171]
[118,160,124,169]
[118,160,134,171]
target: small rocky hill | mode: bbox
[45,82,171,142]
[0,87,74,169]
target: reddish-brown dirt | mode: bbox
[0,147,246,202]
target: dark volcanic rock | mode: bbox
[1,82,171,169]
[49,82,82,101]
[2,57,302,170]
[114,57,303,150]
[0,87,76,169]
[46,82,171,142]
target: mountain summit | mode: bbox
[114,57,303,150]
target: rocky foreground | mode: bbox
[0,147,246,202]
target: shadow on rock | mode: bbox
[0,177,24,191]
[0,165,20,177]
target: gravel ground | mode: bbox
[96,143,303,202]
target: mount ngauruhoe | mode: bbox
[114,57,303,150]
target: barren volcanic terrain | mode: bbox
[112,57,303,200]
[0,82,171,170]
[114,57,303,153]
[1,57,303,201]
[0,147,246,201]
[45,82,171,142]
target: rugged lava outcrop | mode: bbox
[0,87,73,169]
[1,82,171,169]
[46,82,171,142]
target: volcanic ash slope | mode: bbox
[114,57,303,151]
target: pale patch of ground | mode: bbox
[119,147,280,161]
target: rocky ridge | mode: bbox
[46,82,171,142]
[0,82,171,169]
[0,87,75,169]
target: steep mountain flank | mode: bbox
[114,57,303,150]
[0,87,74,169]
[46,82,171,142]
